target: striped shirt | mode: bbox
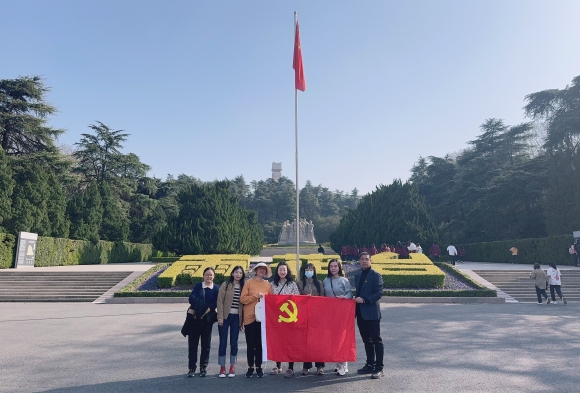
[230,284,240,314]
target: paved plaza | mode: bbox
[2,302,579,393]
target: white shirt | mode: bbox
[416,246,423,254]
[546,267,561,285]
[407,242,417,252]
[447,245,457,256]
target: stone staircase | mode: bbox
[0,271,132,302]
[473,270,580,302]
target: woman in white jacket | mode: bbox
[547,261,567,305]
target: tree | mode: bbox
[153,181,263,255]
[0,76,64,155]
[524,75,580,235]
[0,150,14,230]
[330,180,438,252]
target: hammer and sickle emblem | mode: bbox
[278,300,298,323]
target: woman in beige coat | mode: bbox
[530,263,551,304]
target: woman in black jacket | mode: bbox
[186,267,220,378]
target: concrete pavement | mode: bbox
[1,302,580,393]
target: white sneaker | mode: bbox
[337,366,346,376]
[553,301,558,304]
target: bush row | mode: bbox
[460,234,576,265]
[0,232,153,268]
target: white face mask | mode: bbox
[305,271,314,278]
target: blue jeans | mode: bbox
[218,313,240,366]
[535,286,549,303]
[550,285,564,301]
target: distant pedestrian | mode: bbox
[575,240,580,266]
[546,261,567,305]
[530,263,550,304]
[429,242,441,262]
[416,243,423,254]
[510,245,519,264]
[457,247,466,263]
[447,243,458,266]
[317,244,325,255]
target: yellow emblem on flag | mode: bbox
[278,300,298,323]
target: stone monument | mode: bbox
[278,218,316,245]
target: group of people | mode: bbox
[182,253,385,380]
[340,241,426,261]
[427,242,466,265]
[530,261,568,305]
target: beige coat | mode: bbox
[216,281,244,322]
[530,268,548,289]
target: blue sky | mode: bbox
[2,1,579,194]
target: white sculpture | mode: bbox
[278,218,316,245]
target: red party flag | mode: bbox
[262,295,356,362]
[293,20,306,92]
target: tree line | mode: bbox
[0,76,360,249]
[332,74,580,249]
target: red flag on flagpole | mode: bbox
[263,295,356,362]
[293,20,306,92]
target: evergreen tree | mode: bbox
[330,180,438,252]
[68,182,103,242]
[0,151,14,230]
[153,181,263,255]
[524,75,580,235]
[0,76,64,155]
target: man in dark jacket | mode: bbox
[354,252,384,379]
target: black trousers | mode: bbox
[188,319,214,369]
[356,313,384,371]
[550,285,564,301]
[244,321,263,368]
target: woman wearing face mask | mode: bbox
[322,259,352,376]
[216,266,246,378]
[269,261,300,378]
[240,262,273,378]
[186,267,220,378]
[297,263,325,375]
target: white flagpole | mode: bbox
[294,11,300,278]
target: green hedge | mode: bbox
[151,257,180,263]
[0,233,16,269]
[382,273,444,289]
[460,235,575,266]
[0,232,154,268]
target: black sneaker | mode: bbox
[187,368,195,378]
[371,369,384,379]
[256,368,264,378]
[200,367,207,377]
[357,364,375,374]
[246,367,254,378]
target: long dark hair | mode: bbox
[301,263,321,294]
[273,261,294,285]
[327,258,344,277]
[225,265,245,292]
[549,261,557,270]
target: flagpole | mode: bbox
[294,11,300,278]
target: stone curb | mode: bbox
[105,296,504,304]
[381,296,505,304]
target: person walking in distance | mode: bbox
[546,261,567,305]
[429,242,441,262]
[510,245,519,264]
[355,252,384,379]
[530,263,550,304]
[447,243,458,266]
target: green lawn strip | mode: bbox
[115,263,190,297]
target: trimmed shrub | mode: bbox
[158,255,251,288]
[460,235,576,266]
